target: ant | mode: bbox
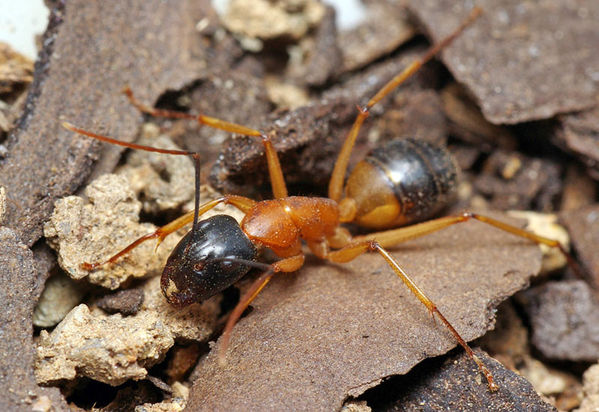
[62,7,575,392]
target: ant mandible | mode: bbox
[62,7,574,392]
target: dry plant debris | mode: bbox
[0,42,33,94]
[0,0,205,247]
[3,0,596,409]
[35,276,218,386]
[210,50,434,194]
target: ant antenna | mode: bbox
[62,122,195,156]
[191,153,202,230]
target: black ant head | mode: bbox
[161,214,257,307]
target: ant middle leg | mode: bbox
[324,239,498,391]
[217,254,305,363]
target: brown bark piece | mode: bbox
[474,150,562,212]
[0,228,68,411]
[338,0,415,73]
[96,288,145,316]
[375,89,447,147]
[560,204,599,287]
[0,0,206,247]
[366,349,555,411]
[186,216,541,410]
[406,0,599,124]
[441,83,516,151]
[286,6,342,87]
[555,107,599,181]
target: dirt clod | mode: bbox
[578,363,599,412]
[35,277,218,386]
[220,0,325,42]
[33,271,87,328]
[44,174,181,289]
[96,288,145,316]
[117,126,195,215]
[555,107,599,181]
[337,1,414,73]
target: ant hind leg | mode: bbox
[324,239,498,391]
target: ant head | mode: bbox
[160,214,257,307]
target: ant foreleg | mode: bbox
[325,239,498,392]
[217,254,305,365]
[124,88,289,199]
[82,195,256,270]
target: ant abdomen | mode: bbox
[161,215,258,307]
[344,138,458,229]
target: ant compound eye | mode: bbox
[161,215,257,307]
[218,258,236,271]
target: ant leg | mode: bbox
[123,87,264,137]
[325,239,498,391]
[218,254,305,364]
[82,195,256,270]
[352,212,581,277]
[260,134,288,199]
[328,7,482,202]
[125,89,289,199]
